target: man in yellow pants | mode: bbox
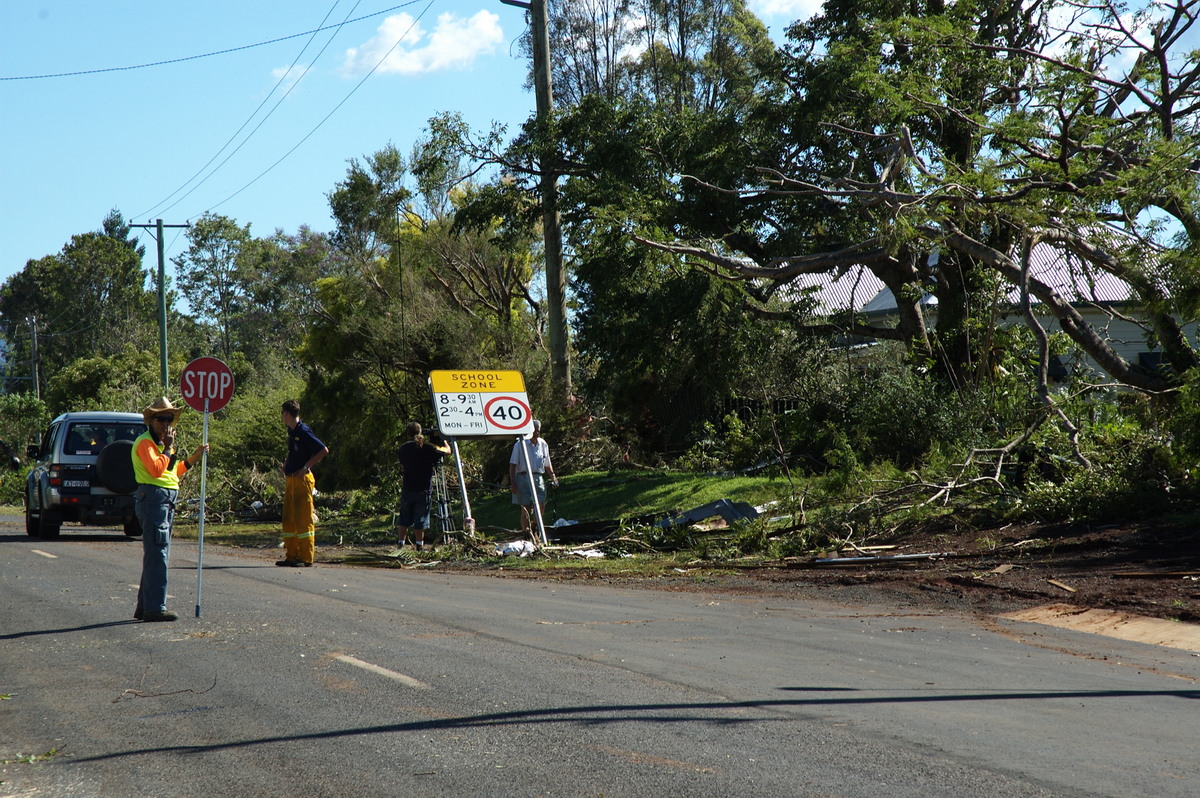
[279,399,329,567]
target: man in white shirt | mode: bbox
[508,419,557,534]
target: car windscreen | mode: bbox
[63,422,146,456]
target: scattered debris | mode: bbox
[568,548,605,559]
[656,499,758,528]
[1112,571,1200,578]
[810,551,956,566]
[496,540,537,558]
[990,564,1015,575]
[1046,578,1076,593]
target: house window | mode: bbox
[1138,351,1171,375]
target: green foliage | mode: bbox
[677,413,766,473]
[7,1,1200,560]
[186,377,304,517]
[0,393,47,505]
[0,220,157,391]
[43,345,161,415]
[174,213,254,362]
[298,145,549,491]
[0,392,48,454]
[328,144,412,259]
[1015,464,1152,524]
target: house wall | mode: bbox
[1001,306,1200,379]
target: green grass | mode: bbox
[10,472,809,578]
[466,469,798,530]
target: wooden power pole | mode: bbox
[501,0,571,394]
[132,219,190,393]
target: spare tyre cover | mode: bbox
[96,439,138,495]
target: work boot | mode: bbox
[143,611,179,622]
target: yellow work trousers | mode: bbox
[282,472,316,563]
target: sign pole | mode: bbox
[449,438,475,535]
[195,397,209,618]
[180,356,234,618]
[518,436,548,545]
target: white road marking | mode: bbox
[31,550,57,559]
[335,654,433,690]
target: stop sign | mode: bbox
[180,357,235,412]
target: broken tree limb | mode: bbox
[811,551,957,566]
[1113,571,1200,578]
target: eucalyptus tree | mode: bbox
[327,144,411,265]
[622,0,1200,396]
[502,1,779,448]
[173,213,255,363]
[298,141,545,489]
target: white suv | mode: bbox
[24,411,146,538]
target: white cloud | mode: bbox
[341,11,503,77]
[270,64,309,94]
[749,0,823,21]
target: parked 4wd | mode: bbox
[25,412,146,538]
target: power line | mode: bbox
[198,0,437,218]
[0,2,423,81]
[136,0,362,221]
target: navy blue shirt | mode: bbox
[397,440,445,492]
[284,421,326,476]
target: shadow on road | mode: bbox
[64,685,1200,763]
[1,619,140,640]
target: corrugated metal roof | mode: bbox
[1008,240,1134,304]
[776,266,886,316]
[813,239,1139,316]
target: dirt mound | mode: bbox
[703,519,1200,624]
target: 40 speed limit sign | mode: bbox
[428,370,534,437]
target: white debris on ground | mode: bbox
[496,540,537,557]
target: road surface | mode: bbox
[2,519,1198,797]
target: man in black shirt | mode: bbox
[395,422,450,551]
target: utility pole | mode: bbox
[132,219,189,393]
[501,0,571,394]
[26,315,39,400]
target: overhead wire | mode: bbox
[136,0,367,221]
[197,0,437,218]
[0,2,420,81]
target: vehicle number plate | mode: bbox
[64,480,89,488]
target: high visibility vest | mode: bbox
[130,431,182,490]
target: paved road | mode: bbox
[2,519,1198,797]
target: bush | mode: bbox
[0,468,25,507]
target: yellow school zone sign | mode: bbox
[428,370,534,437]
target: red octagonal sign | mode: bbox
[180,357,235,412]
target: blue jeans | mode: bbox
[135,484,177,614]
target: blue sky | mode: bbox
[0,0,819,286]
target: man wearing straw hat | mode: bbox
[131,397,208,622]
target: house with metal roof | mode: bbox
[784,238,1199,380]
